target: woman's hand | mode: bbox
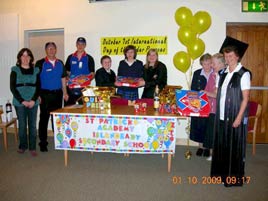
[114,81,120,87]
[233,116,242,128]
[22,101,29,107]
[138,79,145,87]
[28,100,35,108]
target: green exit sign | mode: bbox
[242,0,268,12]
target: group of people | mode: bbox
[10,36,251,187]
[9,38,168,156]
[190,46,251,187]
[97,45,167,101]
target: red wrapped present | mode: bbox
[67,74,93,89]
[175,90,210,117]
[116,76,142,87]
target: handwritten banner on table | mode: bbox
[53,114,176,154]
[100,36,168,55]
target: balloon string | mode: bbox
[185,59,194,150]
[187,117,190,147]
[185,59,194,90]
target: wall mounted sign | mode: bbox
[101,36,168,55]
[242,0,268,12]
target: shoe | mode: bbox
[196,148,203,156]
[30,150,37,157]
[206,156,212,161]
[17,149,25,154]
[40,146,48,152]
[203,149,210,157]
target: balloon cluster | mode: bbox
[173,7,212,160]
[173,7,212,75]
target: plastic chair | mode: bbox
[248,101,262,155]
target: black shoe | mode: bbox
[203,149,210,157]
[40,146,48,152]
[39,142,48,152]
[196,148,203,156]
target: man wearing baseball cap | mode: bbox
[65,37,95,105]
[35,42,69,152]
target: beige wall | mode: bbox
[0,0,267,138]
[26,30,64,62]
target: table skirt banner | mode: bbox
[53,113,177,154]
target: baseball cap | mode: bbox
[76,37,86,44]
[45,42,57,49]
[219,36,249,59]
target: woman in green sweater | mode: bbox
[10,48,40,156]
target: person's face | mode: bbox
[201,59,212,73]
[102,58,111,70]
[76,42,86,52]
[45,46,57,58]
[212,58,221,72]
[126,49,135,60]
[224,51,239,67]
[21,51,31,66]
[147,51,158,64]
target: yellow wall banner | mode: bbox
[101,36,168,55]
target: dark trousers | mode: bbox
[15,105,38,150]
[38,89,63,148]
[65,87,83,106]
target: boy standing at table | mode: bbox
[95,55,116,87]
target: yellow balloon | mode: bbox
[152,141,159,150]
[71,121,78,131]
[56,118,62,128]
[192,11,212,34]
[178,26,197,46]
[187,38,205,60]
[173,51,191,73]
[175,7,193,27]
[144,142,149,149]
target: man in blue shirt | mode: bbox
[65,37,95,105]
[35,42,68,152]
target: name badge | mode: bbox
[79,61,83,68]
[72,61,77,64]
[46,69,52,72]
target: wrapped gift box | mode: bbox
[158,85,182,113]
[82,87,116,109]
[175,90,210,117]
[67,74,93,89]
[116,76,142,87]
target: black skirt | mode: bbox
[203,113,215,149]
[189,116,208,143]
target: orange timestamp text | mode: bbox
[172,176,251,185]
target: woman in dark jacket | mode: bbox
[142,49,167,98]
[190,53,213,157]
